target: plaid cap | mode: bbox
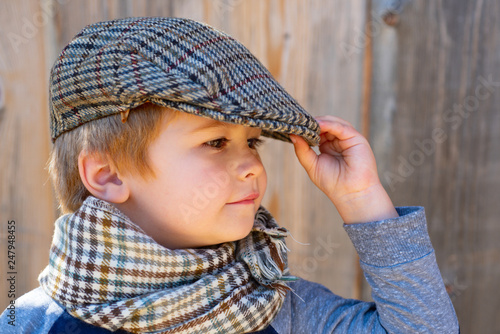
[49,17,320,145]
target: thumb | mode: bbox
[290,134,318,174]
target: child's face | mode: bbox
[117,111,267,249]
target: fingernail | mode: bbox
[290,135,296,144]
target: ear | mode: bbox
[78,151,130,203]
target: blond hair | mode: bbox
[48,103,177,214]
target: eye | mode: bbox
[248,138,264,150]
[204,138,229,150]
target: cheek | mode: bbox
[175,158,233,205]
[144,156,201,209]
[199,165,234,201]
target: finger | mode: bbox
[316,118,360,142]
[318,137,344,156]
[290,134,318,173]
[315,115,353,128]
[319,131,340,145]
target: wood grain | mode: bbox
[371,0,500,332]
[0,0,56,312]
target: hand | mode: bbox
[290,115,398,223]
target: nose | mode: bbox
[232,149,265,181]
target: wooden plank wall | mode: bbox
[0,0,499,332]
[371,1,500,332]
[0,0,57,321]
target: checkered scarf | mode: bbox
[39,196,294,333]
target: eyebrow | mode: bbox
[188,119,231,133]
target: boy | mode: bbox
[1,17,458,333]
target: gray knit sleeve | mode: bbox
[270,207,459,333]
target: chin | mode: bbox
[224,217,255,242]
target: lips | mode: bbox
[227,193,259,205]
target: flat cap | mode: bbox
[49,17,320,145]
